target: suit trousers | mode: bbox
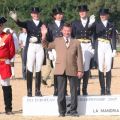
[57,74,78,115]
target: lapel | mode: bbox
[53,20,64,30]
[100,20,108,30]
[79,17,89,29]
[31,20,42,29]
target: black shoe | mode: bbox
[5,110,13,115]
[101,90,105,95]
[77,90,80,96]
[59,113,65,117]
[106,91,111,95]
[70,113,79,117]
[82,90,88,96]
[35,91,42,96]
[42,80,47,85]
[27,92,32,97]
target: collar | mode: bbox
[55,20,61,27]
[101,20,108,27]
[33,19,40,26]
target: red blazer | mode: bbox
[0,32,15,79]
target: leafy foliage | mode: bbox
[0,0,120,31]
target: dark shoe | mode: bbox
[59,113,65,117]
[6,111,13,115]
[70,113,79,117]
[35,91,42,96]
[106,91,111,95]
[77,90,80,96]
[82,89,88,96]
[42,80,47,85]
[101,89,105,95]
[27,92,32,97]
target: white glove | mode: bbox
[29,36,38,43]
[48,51,54,60]
[0,37,5,47]
[5,59,10,64]
[112,50,116,57]
[91,49,95,55]
[88,14,95,27]
[9,11,17,21]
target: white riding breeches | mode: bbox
[0,75,10,86]
[98,41,112,72]
[81,43,94,71]
[27,43,44,72]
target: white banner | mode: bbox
[23,95,120,116]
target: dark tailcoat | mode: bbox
[71,18,95,48]
[15,20,51,65]
[94,20,116,64]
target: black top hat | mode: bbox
[52,7,64,16]
[0,17,7,24]
[31,7,40,13]
[99,8,110,15]
[78,5,89,12]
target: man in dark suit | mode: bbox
[94,8,116,95]
[71,5,95,95]
[9,7,50,97]
[42,23,84,117]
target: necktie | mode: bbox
[66,38,69,48]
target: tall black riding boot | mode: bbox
[77,78,81,95]
[53,75,58,96]
[82,71,89,95]
[35,71,42,96]
[99,71,105,95]
[106,70,111,95]
[2,86,12,114]
[27,70,33,97]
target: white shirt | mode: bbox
[55,20,61,27]
[19,32,27,47]
[33,19,39,26]
[102,20,108,27]
[81,18,88,27]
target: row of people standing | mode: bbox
[0,4,117,115]
[71,5,116,96]
[9,5,116,98]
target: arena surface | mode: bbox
[0,54,120,120]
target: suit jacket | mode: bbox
[94,20,116,50]
[71,18,95,48]
[93,20,116,64]
[48,20,64,41]
[48,37,83,76]
[15,20,51,65]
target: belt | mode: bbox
[98,38,110,43]
[0,58,6,62]
[77,38,91,43]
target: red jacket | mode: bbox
[0,32,15,79]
